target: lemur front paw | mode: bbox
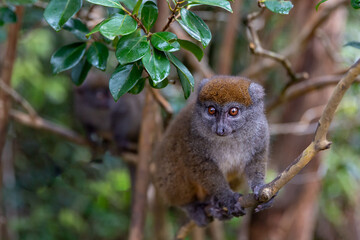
[208,192,245,220]
[253,185,277,213]
[182,202,213,227]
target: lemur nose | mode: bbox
[216,128,226,136]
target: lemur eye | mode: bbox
[229,107,239,116]
[208,106,216,115]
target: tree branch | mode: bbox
[254,58,360,204]
[266,74,360,112]
[244,8,308,83]
[242,0,347,79]
[0,79,37,119]
[129,86,162,240]
[10,110,90,146]
[149,88,173,117]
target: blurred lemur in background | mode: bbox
[74,70,144,155]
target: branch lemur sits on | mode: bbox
[151,76,271,226]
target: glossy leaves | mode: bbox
[0,7,17,26]
[71,58,92,86]
[129,78,146,94]
[87,42,109,70]
[141,1,158,32]
[51,42,86,74]
[142,48,170,84]
[315,0,328,11]
[351,0,360,9]
[99,14,137,40]
[116,36,149,65]
[44,0,82,31]
[6,0,37,5]
[178,9,211,48]
[264,0,294,15]
[63,18,89,40]
[150,32,180,52]
[188,0,232,12]
[344,41,360,49]
[86,0,136,10]
[86,0,124,9]
[109,63,143,101]
[166,53,194,99]
[178,39,203,61]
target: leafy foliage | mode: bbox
[315,0,328,11]
[44,0,82,31]
[41,0,234,99]
[344,41,360,49]
[0,7,17,26]
[264,0,294,14]
[351,0,360,9]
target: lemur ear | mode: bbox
[248,82,265,103]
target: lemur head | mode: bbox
[193,76,265,138]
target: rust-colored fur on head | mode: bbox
[198,76,252,106]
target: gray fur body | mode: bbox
[152,76,269,226]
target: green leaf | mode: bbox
[178,9,211,48]
[141,1,158,32]
[351,0,360,9]
[264,0,294,15]
[0,7,17,26]
[116,35,149,65]
[132,0,143,15]
[86,18,111,37]
[86,0,124,9]
[51,42,87,74]
[344,41,360,49]
[99,13,137,40]
[63,18,89,40]
[315,0,328,11]
[6,0,37,5]
[128,77,146,94]
[150,32,180,52]
[166,53,194,99]
[86,0,136,10]
[44,0,82,31]
[149,78,168,89]
[71,58,92,86]
[187,0,232,12]
[86,42,109,70]
[178,39,203,61]
[109,63,143,101]
[142,48,170,84]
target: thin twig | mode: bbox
[162,1,180,32]
[242,0,347,78]
[257,58,360,203]
[244,8,308,82]
[0,79,37,119]
[10,110,90,146]
[266,74,360,112]
[150,88,173,116]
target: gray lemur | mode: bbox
[151,76,270,226]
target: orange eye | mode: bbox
[229,107,239,116]
[208,106,216,115]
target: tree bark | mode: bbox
[0,7,24,240]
